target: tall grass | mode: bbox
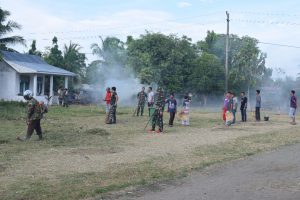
[0,100,27,120]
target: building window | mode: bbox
[37,76,43,95]
[19,75,30,95]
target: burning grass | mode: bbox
[0,105,299,200]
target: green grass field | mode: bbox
[0,103,300,200]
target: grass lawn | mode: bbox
[0,103,300,200]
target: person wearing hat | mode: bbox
[149,87,165,133]
[17,90,46,141]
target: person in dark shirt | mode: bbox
[240,92,248,122]
[165,93,177,127]
[255,90,261,121]
[289,90,297,125]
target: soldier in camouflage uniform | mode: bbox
[150,87,165,133]
[17,90,47,141]
[107,87,119,124]
[136,87,147,116]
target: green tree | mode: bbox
[87,36,127,85]
[188,52,224,104]
[91,36,126,67]
[63,42,86,83]
[44,36,63,67]
[28,40,42,56]
[127,32,197,93]
[0,7,25,51]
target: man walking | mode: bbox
[255,90,261,121]
[147,87,155,116]
[107,87,119,124]
[17,90,46,141]
[150,87,165,133]
[289,90,297,125]
[136,87,147,116]
[166,93,177,127]
[240,92,247,122]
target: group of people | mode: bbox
[17,85,297,141]
[103,87,119,124]
[134,87,191,133]
[223,89,297,126]
[57,86,69,107]
[223,90,261,126]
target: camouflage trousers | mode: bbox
[151,111,163,132]
[107,105,117,124]
[136,102,145,116]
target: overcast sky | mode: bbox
[1,0,300,78]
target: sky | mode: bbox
[1,0,300,78]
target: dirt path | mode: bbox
[117,143,300,200]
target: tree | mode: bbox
[0,7,25,51]
[127,32,197,93]
[44,36,64,67]
[87,36,127,85]
[188,52,224,104]
[63,42,86,82]
[91,36,127,67]
[28,40,42,56]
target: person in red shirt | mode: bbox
[103,87,111,113]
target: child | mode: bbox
[165,93,177,127]
[181,95,191,126]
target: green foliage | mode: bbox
[0,7,25,51]
[62,42,86,83]
[189,52,224,95]
[28,40,42,56]
[43,36,64,67]
[127,33,197,93]
[0,100,26,120]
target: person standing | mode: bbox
[17,90,45,141]
[255,90,261,121]
[103,87,111,114]
[222,92,230,122]
[150,87,165,133]
[240,92,247,122]
[181,95,191,126]
[232,93,238,124]
[57,86,63,106]
[147,87,155,116]
[136,87,147,116]
[107,87,119,124]
[165,93,177,127]
[289,90,297,125]
[62,88,69,107]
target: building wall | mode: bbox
[0,62,17,100]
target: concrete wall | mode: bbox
[0,62,17,100]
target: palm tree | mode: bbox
[0,7,25,51]
[63,42,86,80]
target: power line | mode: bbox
[232,19,300,26]
[258,42,300,49]
[230,10,300,18]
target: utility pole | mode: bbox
[225,11,230,92]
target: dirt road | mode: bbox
[118,143,300,200]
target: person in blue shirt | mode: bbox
[165,93,177,127]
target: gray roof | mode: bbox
[1,51,76,76]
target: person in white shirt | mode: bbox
[147,87,155,117]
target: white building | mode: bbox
[0,51,75,104]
